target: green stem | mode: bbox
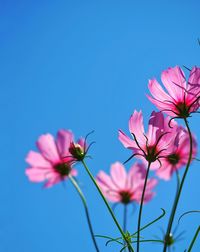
[136,161,151,252]
[188,226,200,252]
[69,175,100,252]
[123,204,128,233]
[123,204,128,252]
[81,160,134,252]
[163,118,193,252]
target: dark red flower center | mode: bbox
[54,162,71,177]
[119,191,132,204]
[176,102,190,118]
[145,146,158,162]
[167,153,180,165]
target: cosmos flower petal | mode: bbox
[129,110,146,146]
[133,187,156,203]
[187,66,200,103]
[148,79,172,102]
[118,130,137,149]
[25,167,54,182]
[77,138,85,149]
[56,130,74,157]
[146,178,158,190]
[36,134,60,163]
[96,171,118,191]
[26,151,51,167]
[127,163,146,189]
[44,175,62,188]
[156,163,173,180]
[110,162,127,189]
[147,111,164,145]
[161,66,186,100]
[147,95,175,116]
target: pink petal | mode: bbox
[110,162,127,189]
[146,178,158,190]
[98,185,120,202]
[96,171,118,191]
[128,162,146,178]
[129,110,146,147]
[178,132,197,163]
[161,66,186,101]
[25,167,54,182]
[44,175,62,188]
[148,79,171,102]
[56,130,74,158]
[77,138,85,149]
[118,130,136,149]
[147,95,175,116]
[187,66,200,103]
[127,163,146,189]
[134,177,157,203]
[26,151,52,168]
[36,134,60,163]
[133,190,155,203]
[147,111,164,146]
[96,178,120,203]
[143,191,156,203]
[156,162,173,180]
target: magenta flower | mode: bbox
[25,130,78,188]
[119,110,177,169]
[156,126,197,180]
[147,66,200,118]
[96,162,157,204]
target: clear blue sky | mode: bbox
[1,1,200,251]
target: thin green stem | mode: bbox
[187,226,200,252]
[136,161,151,252]
[69,175,100,252]
[123,204,128,252]
[163,118,193,252]
[175,170,180,189]
[123,204,128,233]
[81,160,134,252]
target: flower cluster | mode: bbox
[25,65,200,252]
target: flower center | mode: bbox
[54,162,71,177]
[176,102,190,118]
[167,153,180,165]
[145,146,158,162]
[119,191,132,204]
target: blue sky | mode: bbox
[1,0,200,251]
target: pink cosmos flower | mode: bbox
[25,130,80,188]
[156,126,197,180]
[96,162,157,204]
[119,110,177,169]
[147,66,200,118]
